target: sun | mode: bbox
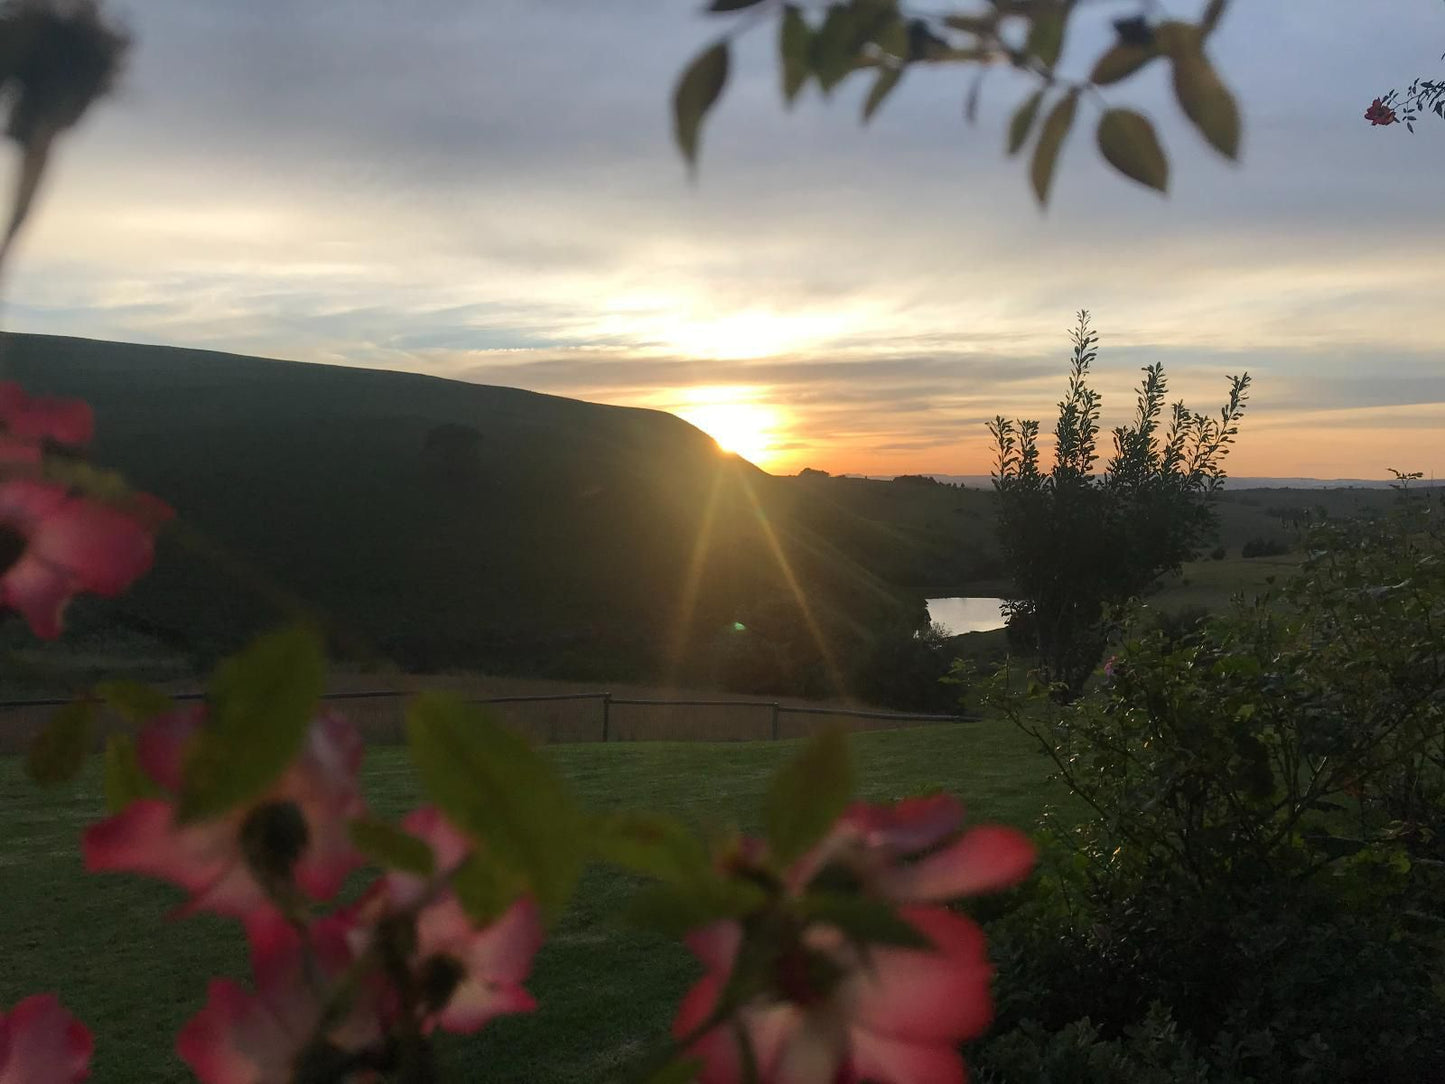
[675,389,784,466]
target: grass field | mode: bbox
[0,722,1057,1082]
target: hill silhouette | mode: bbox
[0,333,1001,693]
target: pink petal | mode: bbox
[0,384,93,447]
[848,1032,967,1084]
[773,1009,846,1084]
[0,480,67,527]
[877,826,1035,902]
[82,800,264,920]
[27,500,157,595]
[135,707,204,792]
[280,716,366,903]
[0,994,93,1084]
[845,907,993,1044]
[841,796,964,856]
[0,557,76,640]
[435,978,536,1034]
[176,979,298,1084]
[400,807,471,873]
[0,437,42,467]
[684,921,743,974]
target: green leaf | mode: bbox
[811,4,862,93]
[103,733,163,813]
[624,878,768,938]
[764,727,854,865]
[591,812,710,883]
[94,680,173,724]
[673,40,731,168]
[1172,48,1240,159]
[407,692,583,922]
[178,626,326,823]
[1025,5,1066,68]
[1029,91,1078,208]
[1089,42,1156,86]
[349,817,435,878]
[642,1058,704,1084]
[1096,108,1169,193]
[1007,89,1044,156]
[27,700,94,786]
[798,892,935,950]
[451,852,529,925]
[862,65,903,123]
[780,5,811,105]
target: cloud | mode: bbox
[0,0,1441,476]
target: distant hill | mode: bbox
[0,333,1004,693]
[910,475,1422,490]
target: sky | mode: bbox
[5,0,1445,478]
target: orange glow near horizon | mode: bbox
[674,387,788,467]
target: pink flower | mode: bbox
[0,479,170,639]
[0,994,92,1084]
[178,911,386,1084]
[1103,655,1119,678]
[83,709,366,922]
[0,383,93,448]
[792,795,1037,904]
[1365,97,1398,125]
[351,807,543,1035]
[675,797,1034,1084]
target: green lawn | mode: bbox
[0,723,1057,1082]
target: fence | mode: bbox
[0,688,972,753]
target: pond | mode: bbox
[925,597,1008,636]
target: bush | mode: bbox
[1208,545,1227,560]
[1240,535,1289,557]
[982,497,1445,1079]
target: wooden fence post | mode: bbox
[770,702,780,741]
[601,693,612,742]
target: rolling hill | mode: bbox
[0,333,1002,693]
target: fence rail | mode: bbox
[0,687,972,750]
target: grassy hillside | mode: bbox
[0,334,1001,692]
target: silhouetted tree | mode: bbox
[990,312,1249,697]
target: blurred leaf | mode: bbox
[1025,5,1066,68]
[1007,89,1044,155]
[780,5,811,104]
[674,40,731,167]
[103,733,162,813]
[799,892,934,949]
[27,700,93,786]
[1096,108,1169,192]
[624,878,768,938]
[812,4,862,93]
[709,0,766,10]
[871,14,908,61]
[349,817,435,878]
[1030,92,1078,207]
[407,692,583,922]
[1172,48,1240,159]
[1201,0,1229,35]
[1153,21,1200,58]
[94,680,172,725]
[592,811,710,883]
[451,851,529,925]
[1089,42,1156,86]
[765,727,854,864]
[178,626,326,823]
[862,65,903,123]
